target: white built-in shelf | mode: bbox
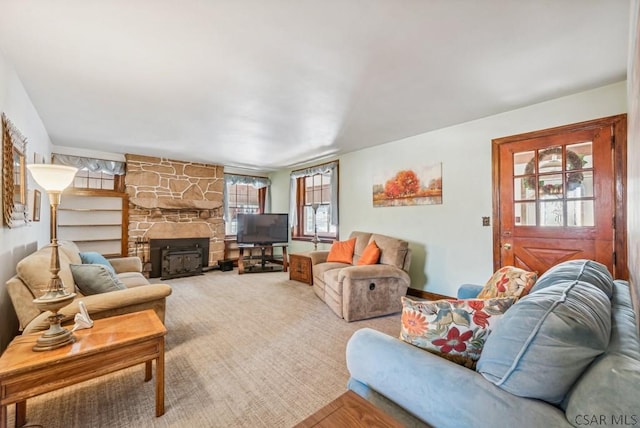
[71,238,122,243]
[58,223,122,227]
[58,208,123,212]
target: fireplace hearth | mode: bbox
[149,237,210,279]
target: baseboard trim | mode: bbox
[406,288,453,301]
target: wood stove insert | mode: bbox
[149,237,210,279]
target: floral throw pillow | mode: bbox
[476,266,537,300]
[400,296,516,369]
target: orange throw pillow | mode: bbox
[327,238,357,264]
[357,241,380,265]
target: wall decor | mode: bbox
[2,113,28,227]
[373,162,442,207]
[33,152,45,164]
[33,189,41,222]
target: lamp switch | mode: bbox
[482,217,490,227]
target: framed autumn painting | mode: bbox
[372,162,442,207]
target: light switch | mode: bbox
[482,217,490,226]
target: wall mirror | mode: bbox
[2,113,28,228]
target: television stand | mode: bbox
[238,244,288,274]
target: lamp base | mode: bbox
[33,313,76,351]
[32,289,76,351]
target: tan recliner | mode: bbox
[310,231,411,322]
[6,241,172,334]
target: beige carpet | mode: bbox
[8,270,401,427]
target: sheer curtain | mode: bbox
[289,161,338,228]
[223,174,271,222]
[52,153,126,175]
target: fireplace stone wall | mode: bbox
[124,154,225,267]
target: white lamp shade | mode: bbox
[27,164,78,192]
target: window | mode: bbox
[52,153,126,192]
[224,174,270,236]
[290,161,338,241]
[72,168,117,190]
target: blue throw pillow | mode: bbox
[79,251,116,275]
[476,278,612,405]
[70,264,126,295]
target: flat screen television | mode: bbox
[237,213,289,245]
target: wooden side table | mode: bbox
[0,310,166,428]
[294,390,404,427]
[289,252,313,285]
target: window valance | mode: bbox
[289,161,338,179]
[224,174,271,188]
[52,153,125,175]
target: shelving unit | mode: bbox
[57,194,127,256]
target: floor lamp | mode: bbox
[27,164,78,351]
[311,203,320,250]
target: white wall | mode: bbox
[272,82,627,297]
[0,49,53,352]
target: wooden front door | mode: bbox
[492,115,627,279]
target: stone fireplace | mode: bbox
[125,154,225,274]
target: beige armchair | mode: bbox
[310,231,411,321]
[7,241,172,334]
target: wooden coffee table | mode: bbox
[295,390,403,427]
[0,309,166,428]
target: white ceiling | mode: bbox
[0,1,630,172]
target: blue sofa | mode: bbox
[346,260,640,427]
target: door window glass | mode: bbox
[567,200,595,227]
[514,177,536,200]
[514,202,536,226]
[513,142,594,227]
[566,142,592,169]
[567,171,594,198]
[539,201,564,227]
[514,150,535,175]
[538,174,563,199]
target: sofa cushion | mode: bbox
[323,269,343,295]
[70,264,127,295]
[477,266,537,300]
[562,279,640,419]
[79,251,116,275]
[350,231,373,262]
[370,233,409,269]
[17,247,76,297]
[313,261,350,281]
[58,241,82,264]
[117,271,151,288]
[529,259,614,298]
[400,296,515,369]
[327,238,356,264]
[357,241,381,265]
[476,272,613,404]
